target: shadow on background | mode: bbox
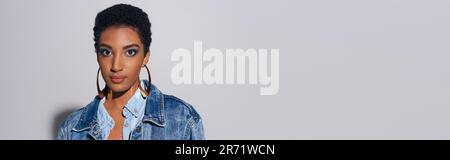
[52,106,80,139]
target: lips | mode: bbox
[110,75,127,83]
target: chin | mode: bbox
[107,83,132,93]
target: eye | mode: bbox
[125,49,138,57]
[99,48,111,57]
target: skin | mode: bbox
[97,25,150,140]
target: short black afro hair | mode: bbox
[93,4,152,55]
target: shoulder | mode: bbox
[162,94,202,121]
[59,108,84,130]
[56,107,84,139]
[58,98,98,133]
[161,93,205,139]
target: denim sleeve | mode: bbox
[188,118,206,140]
[56,121,69,140]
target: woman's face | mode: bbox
[97,26,149,94]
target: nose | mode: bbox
[111,55,123,72]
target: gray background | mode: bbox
[1,0,450,139]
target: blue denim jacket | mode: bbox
[56,81,205,140]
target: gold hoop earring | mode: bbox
[96,67,106,99]
[138,65,151,97]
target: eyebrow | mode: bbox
[123,44,140,50]
[99,43,112,49]
[99,43,140,50]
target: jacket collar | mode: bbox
[72,81,166,137]
[142,81,165,127]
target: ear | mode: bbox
[143,50,150,67]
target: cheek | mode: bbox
[98,59,111,73]
[97,58,113,83]
[128,64,143,79]
[124,59,144,79]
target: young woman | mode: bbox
[57,4,205,140]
